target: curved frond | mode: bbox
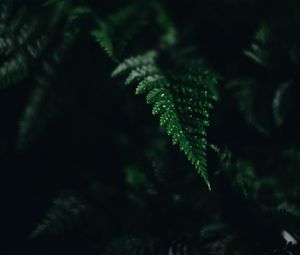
[30,191,89,239]
[113,51,219,189]
[91,3,146,62]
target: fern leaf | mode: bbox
[112,51,157,76]
[272,81,290,126]
[277,202,300,217]
[113,51,219,189]
[30,191,89,239]
[17,32,75,150]
[200,223,228,239]
[227,79,270,135]
[17,72,55,151]
[91,3,146,62]
[104,236,156,255]
[16,1,86,150]
[0,2,46,89]
[151,1,177,48]
[0,0,10,24]
[0,52,28,87]
[244,23,273,67]
[0,4,37,56]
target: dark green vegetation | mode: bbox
[1,0,300,254]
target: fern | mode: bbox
[0,0,91,149]
[17,29,77,150]
[218,149,261,200]
[200,222,228,239]
[277,202,300,217]
[0,52,28,87]
[91,3,146,62]
[244,23,273,67]
[0,1,32,88]
[200,222,237,255]
[16,1,89,150]
[0,1,46,88]
[113,50,219,189]
[227,76,292,134]
[92,1,177,62]
[227,78,271,134]
[17,46,68,150]
[151,1,177,49]
[30,191,89,239]
[104,236,156,255]
[92,0,217,188]
[272,81,291,126]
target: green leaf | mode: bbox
[30,191,89,239]
[91,3,146,62]
[113,51,219,189]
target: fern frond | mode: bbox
[16,1,86,150]
[277,202,300,217]
[0,0,87,87]
[217,149,261,200]
[201,223,228,239]
[200,219,237,255]
[234,161,259,200]
[0,3,41,56]
[104,236,156,255]
[92,1,176,61]
[0,2,47,89]
[0,0,10,26]
[272,81,290,126]
[17,30,75,150]
[0,52,28,87]
[244,23,273,67]
[17,71,57,151]
[113,51,219,189]
[91,3,146,62]
[151,1,177,48]
[30,191,89,239]
[227,79,270,134]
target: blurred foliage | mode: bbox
[1,0,300,254]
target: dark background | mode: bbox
[1,0,300,254]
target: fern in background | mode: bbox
[103,236,156,255]
[30,191,90,239]
[0,0,91,150]
[0,0,45,88]
[91,3,147,62]
[243,23,273,67]
[16,1,81,150]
